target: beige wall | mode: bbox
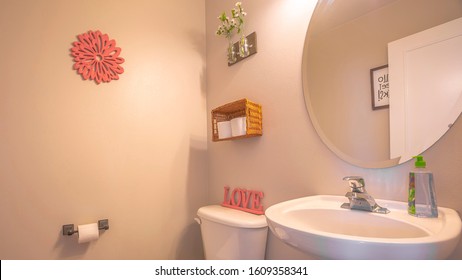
[1,0,461,261]
[206,0,462,259]
[0,0,207,259]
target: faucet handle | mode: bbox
[343,176,366,193]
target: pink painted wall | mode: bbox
[0,0,207,259]
[1,0,461,260]
[205,0,462,259]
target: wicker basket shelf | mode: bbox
[211,98,262,142]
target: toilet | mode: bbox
[196,205,268,260]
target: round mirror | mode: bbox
[303,0,462,168]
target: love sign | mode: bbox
[221,186,264,215]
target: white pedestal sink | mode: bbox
[265,195,461,259]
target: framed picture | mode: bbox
[370,65,389,110]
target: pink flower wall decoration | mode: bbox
[71,30,125,84]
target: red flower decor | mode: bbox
[71,30,125,84]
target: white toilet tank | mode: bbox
[197,205,268,260]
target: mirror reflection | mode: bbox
[303,0,462,168]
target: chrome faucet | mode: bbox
[341,176,390,214]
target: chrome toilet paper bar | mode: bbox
[62,219,109,236]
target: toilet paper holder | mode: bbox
[62,219,109,236]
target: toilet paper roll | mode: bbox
[231,117,247,137]
[217,121,232,139]
[78,223,99,244]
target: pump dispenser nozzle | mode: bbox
[414,155,426,168]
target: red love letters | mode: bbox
[221,186,264,215]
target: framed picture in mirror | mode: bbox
[370,65,389,110]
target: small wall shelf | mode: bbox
[212,98,262,142]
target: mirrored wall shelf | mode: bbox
[212,98,262,142]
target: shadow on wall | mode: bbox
[54,232,89,259]
[174,136,207,260]
[185,28,207,100]
[174,28,207,260]
[53,230,110,259]
[175,223,204,259]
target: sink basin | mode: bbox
[265,195,461,259]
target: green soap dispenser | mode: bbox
[408,155,438,218]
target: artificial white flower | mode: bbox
[216,2,247,38]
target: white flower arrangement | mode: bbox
[216,2,247,39]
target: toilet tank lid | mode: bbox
[197,205,267,228]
